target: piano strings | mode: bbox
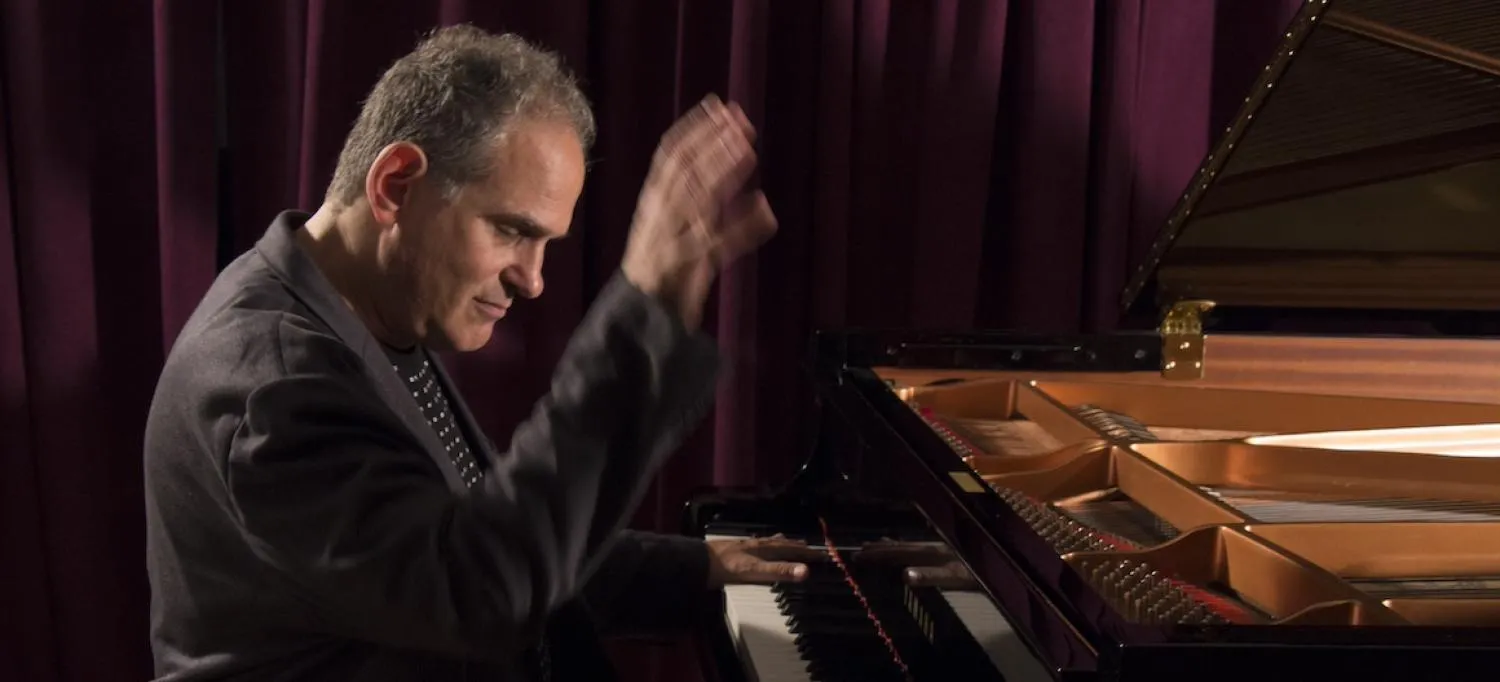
[1071,405,1158,443]
[915,406,999,461]
[916,406,1181,548]
[992,487,1135,554]
[1203,488,1500,524]
[913,402,1361,627]
[912,389,1500,628]
[913,406,1066,459]
[987,486,1256,625]
[1049,491,1180,547]
[1349,576,1500,599]
[991,487,1256,626]
[918,400,1500,537]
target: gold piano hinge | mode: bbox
[949,471,986,493]
[887,381,917,403]
[1159,299,1215,380]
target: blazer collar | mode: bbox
[253,211,469,491]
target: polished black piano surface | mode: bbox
[685,0,1500,679]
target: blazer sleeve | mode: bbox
[224,272,719,661]
[581,530,714,635]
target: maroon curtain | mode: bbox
[0,1,1301,680]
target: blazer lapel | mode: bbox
[361,351,468,491]
[253,211,467,491]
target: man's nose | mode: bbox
[502,246,545,299]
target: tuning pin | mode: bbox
[1102,560,1136,607]
[1124,573,1152,608]
[1090,560,1113,587]
[1161,597,1187,623]
[1145,598,1167,623]
[1143,577,1173,611]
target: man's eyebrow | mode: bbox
[488,212,563,240]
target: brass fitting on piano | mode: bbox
[1160,299,1215,380]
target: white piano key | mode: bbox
[941,589,1054,682]
[723,583,813,682]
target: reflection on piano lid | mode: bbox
[691,1,1500,680]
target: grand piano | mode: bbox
[686,0,1500,679]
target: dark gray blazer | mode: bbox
[143,212,720,681]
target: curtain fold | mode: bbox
[0,44,57,681]
[1,0,172,679]
[154,0,221,350]
[0,2,1302,680]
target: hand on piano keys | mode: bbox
[707,533,829,586]
[852,538,981,591]
[707,531,1050,681]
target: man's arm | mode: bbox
[581,530,713,636]
[226,272,717,661]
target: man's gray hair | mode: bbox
[325,24,595,205]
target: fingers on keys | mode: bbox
[748,561,810,583]
[748,534,827,562]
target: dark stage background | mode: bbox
[0,1,1302,680]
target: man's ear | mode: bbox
[365,142,429,226]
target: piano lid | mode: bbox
[1120,0,1500,332]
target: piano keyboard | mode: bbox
[709,534,1053,682]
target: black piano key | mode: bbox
[773,564,933,682]
[790,557,1012,681]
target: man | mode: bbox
[144,25,813,681]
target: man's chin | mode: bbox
[429,323,496,354]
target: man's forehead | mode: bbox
[460,123,584,237]
[461,183,574,240]
[488,120,586,172]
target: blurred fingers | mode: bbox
[740,560,809,584]
[903,562,980,590]
[652,97,758,223]
[709,190,777,265]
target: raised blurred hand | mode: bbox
[621,95,777,329]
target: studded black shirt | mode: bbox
[380,344,549,680]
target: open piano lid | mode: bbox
[1120,0,1500,335]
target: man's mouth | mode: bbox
[474,298,510,318]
